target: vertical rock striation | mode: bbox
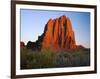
[41,15,76,51]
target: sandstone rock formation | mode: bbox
[40,15,76,51]
[20,41,25,48]
[25,15,77,51]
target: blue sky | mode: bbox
[20,9,90,48]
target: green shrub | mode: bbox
[21,48,90,69]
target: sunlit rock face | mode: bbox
[40,15,76,51]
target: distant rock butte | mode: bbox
[39,15,77,51]
[20,41,25,48]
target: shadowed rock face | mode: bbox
[41,15,76,51]
[26,41,41,51]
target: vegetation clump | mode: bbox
[21,47,90,69]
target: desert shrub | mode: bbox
[54,52,73,67]
[71,49,90,66]
[21,48,90,69]
[20,47,28,69]
[21,48,56,69]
